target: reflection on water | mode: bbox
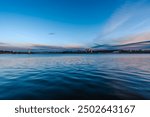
[0,54,149,99]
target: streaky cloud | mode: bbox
[117,32,150,44]
[0,42,85,52]
[94,0,150,45]
[92,40,150,50]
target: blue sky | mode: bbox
[0,0,150,48]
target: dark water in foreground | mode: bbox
[0,54,149,100]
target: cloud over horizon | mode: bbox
[95,0,150,45]
[0,42,85,52]
[1,0,150,48]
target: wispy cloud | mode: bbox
[95,0,150,45]
[101,1,132,35]
[0,42,7,45]
[117,32,150,44]
[0,42,84,52]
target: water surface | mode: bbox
[0,54,149,99]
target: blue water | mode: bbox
[0,54,149,100]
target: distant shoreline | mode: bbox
[0,50,150,54]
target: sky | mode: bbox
[0,0,150,49]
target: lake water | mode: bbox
[0,54,149,100]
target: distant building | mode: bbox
[113,51,120,53]
[86,48,93,53]
[28,49,31,54]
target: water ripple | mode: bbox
[0,54,149,99]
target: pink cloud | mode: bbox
[118,32,150,44]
